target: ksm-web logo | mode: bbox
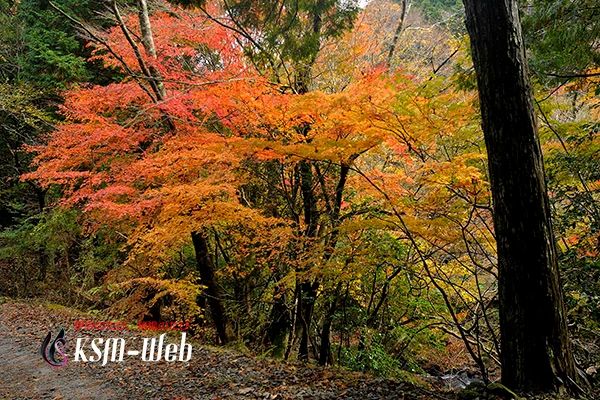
[40,328,68,367]
[41,328,193,366]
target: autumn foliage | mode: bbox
[18,0,497,369]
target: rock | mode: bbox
[585,365,597,376]
[439,370,482,390]
[486,382,519,399]
[465,381,486,392]
[458,381,486,400]
[458,389,480,400]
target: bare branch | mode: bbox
[48,0,157,102]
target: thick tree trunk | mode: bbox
[462,0,578,392]
[191,231,229,345]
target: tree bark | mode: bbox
[267,284,291,358]
[267,258,292,358]
[462,0,578,392]
[387,0,409,66]
[317,164,349,365]
[191,231,229,345]
[298,279,318,361]
[136,0,167,101]
[296,159,320,361]
[318,282,341,366]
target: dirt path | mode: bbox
[0,325,118,399]
[0,301,452,400]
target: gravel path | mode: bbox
[0,327,118,399]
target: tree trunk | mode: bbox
[298,280,318,361]
[462,0,578,392]
[387,0,410,66]
[296,159,320,361]
[317,165,350,365]
[37,252,48,282]
[191,231,229,345]
[268,282,291,358]
[318,310,333,366]
[136,0,167,100]
[318,282,341,366]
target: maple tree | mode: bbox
[24,2,243,333]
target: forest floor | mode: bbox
[0,300,459,400]
[2,299,594,400]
